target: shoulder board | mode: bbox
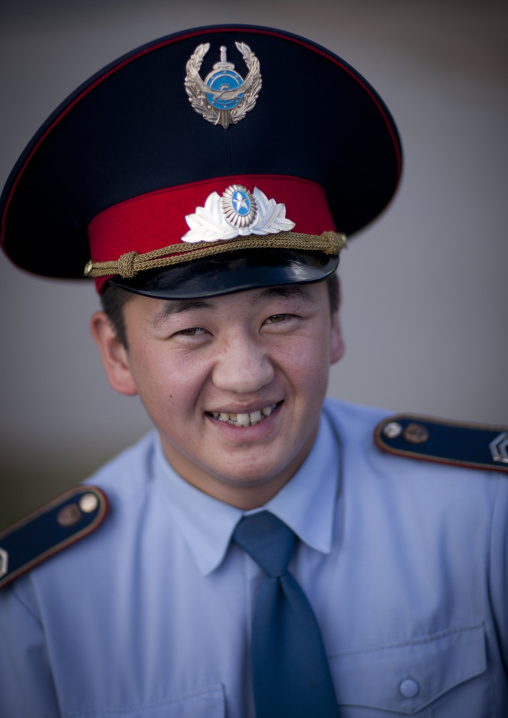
[374,414,508,474]
[0,485,108,590]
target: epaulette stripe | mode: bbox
[0,486,108,590]
[374,414,508,475]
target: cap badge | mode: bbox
[185,42,262,129]
[182,185,295,243]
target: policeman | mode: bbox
[0,25,506,718]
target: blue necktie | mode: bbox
[233,511,339,717]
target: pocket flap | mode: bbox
[67,684,225,718]
[329,624,486,714]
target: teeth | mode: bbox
[209,404,277,427]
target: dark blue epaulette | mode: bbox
[0,486,108,590]
[374,414,508,474]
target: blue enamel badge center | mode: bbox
[205,48,244,111]
[221,185,258,228]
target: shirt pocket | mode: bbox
[67,684,225,718]
[328,623,493,717]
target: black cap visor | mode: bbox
[109,249,340,299]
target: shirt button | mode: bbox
[399,678,420,698]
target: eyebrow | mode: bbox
[150,299,213,329]
[252,285,316,305]
[149,285,315,329]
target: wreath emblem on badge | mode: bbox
[185,42,262,129]
[182,185,295,243]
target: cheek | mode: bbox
[128,346,209,417]
[278,332,331,396]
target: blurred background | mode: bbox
[1,0,507,529]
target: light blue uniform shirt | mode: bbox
[0,399,507,717]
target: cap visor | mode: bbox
[109,249,339,299]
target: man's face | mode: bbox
[92,280,344,508]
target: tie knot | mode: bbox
[233,511,295,577]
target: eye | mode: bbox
[175,327,208,336]
[265,313,292,324]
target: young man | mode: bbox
[0,25,506,718]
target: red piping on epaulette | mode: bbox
[374,417,508,475]
[0,486,109,590]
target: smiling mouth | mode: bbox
[207,403,279,427]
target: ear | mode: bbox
[90,311,138,396]
[329,309,345,365]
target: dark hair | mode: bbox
[100,282,134,349]
[326,271,340,315]
[100,271,340,349]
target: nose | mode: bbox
[212,330,274,394]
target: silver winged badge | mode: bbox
[185,42,262,129]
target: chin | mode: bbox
[209,455,294,488]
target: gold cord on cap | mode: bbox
[84,232,347,279]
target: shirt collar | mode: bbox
[154,443,242,576]
[154,411,340,576]
[261,412,340,555]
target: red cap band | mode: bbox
[88,175,335,292]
